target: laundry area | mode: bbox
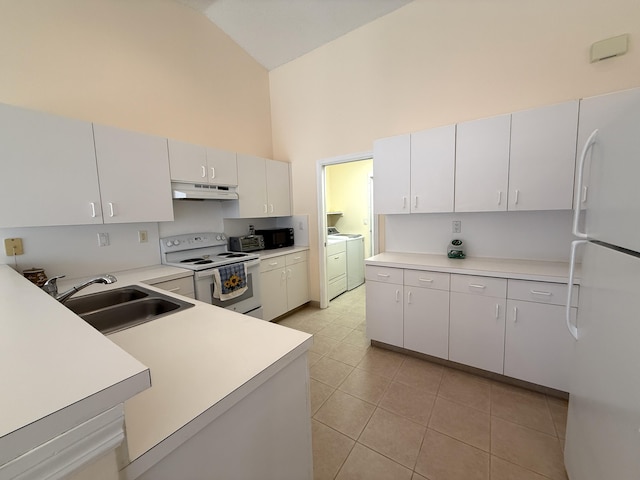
[324,160,372,300]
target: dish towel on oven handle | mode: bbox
[212,263,248,301]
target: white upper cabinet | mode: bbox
[0,103,103,227]
[410,125,455,213]
[93,124,174,224]
[455,114,511,212]
[576,87,640,209]
[265,159,292,216]
[168,139,237,186]
[373,134,411,214]
[508,100,578,211]
[236,154,291,217]
[206,147,237,186]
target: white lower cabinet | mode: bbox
[403,270,450,359]
[366,265,579,391]
[449,275,507,374]
[504,280,578,391]
[260,251,309,321]
[365,273,404,347]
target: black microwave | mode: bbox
[255,228,294,249]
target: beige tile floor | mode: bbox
[276,285,569,480]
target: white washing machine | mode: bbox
[328,228,365,291]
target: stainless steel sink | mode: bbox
[64,285,194,334]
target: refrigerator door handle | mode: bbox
[572,129,598,239]
[566,240,587,340]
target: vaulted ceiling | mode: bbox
[174,0,413,70]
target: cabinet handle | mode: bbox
[513,306,518,322]
[108,202,115,217]
[395,290,400,302]
[168,287,181,292]
[407,290,412,304]
[495,304,500,319]
[293,256,301,260]
[270,204,274,213]
[469,284,486,289]
[263,204,268,214]
[582,185,589,203]
[334,256,340,260]
[90,202,97,218]
[418,278,433,283]
[530,290,552,296]
[573,129,598,238]
[281,270,286,283]
[201,166,207,178]
[377,273,390,278]
[497,191,502,205]
[211,166,215,179]
[287,268,292,279]
[414,196,418,209]
[402,196,407,209]
[514,189,520,205]
[269,262,278,266]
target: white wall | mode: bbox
[385,211,575,262]
[269,0,640,301]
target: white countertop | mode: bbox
[48,264,313,477]
[0,265,151,466]
[1,263,312,479]
[257,245,309,260]
[366,252,580,284]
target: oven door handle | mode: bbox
[193,259,260,279]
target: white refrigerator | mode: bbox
[564,98,640,479]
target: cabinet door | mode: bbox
[167,139,207,183]
[404,287,449,359]
[504,300,575,391]
[206,147,237,186]
[509,101,578,211]
[455,114,510,212]
[260,268,288,321]
[373,134,410,214]
[237,154,268,217]
[449,292,506,374]
[576,87,640,209]
[93,124,173,223]
[410,125,455,213]
[286,261,309,311]
[0,103,102,227]
[366,281,403,347]
[265,159,291,216]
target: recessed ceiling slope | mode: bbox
[175,0,413,70]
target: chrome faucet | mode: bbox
[42,274,117,303]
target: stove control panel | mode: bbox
[160,233,227,252]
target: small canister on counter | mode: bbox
[23,268,48,287]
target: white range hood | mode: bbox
[171,182,239,200]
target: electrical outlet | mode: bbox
[138,230,148,243]
[452,221,462,234]
[4,238,24,256]
[97,232,110,247]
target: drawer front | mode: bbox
[404,269,450,291]
[151,276,195,298]
[450,274,507,297]
[508,279,579,307]
[365,265,403,285]
[286,250,307,266]
[260,256,286,273]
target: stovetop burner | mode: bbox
[160,232,259,272]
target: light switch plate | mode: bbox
[97,233,110,247]
[4,238,24,256]
[138,230,148,243]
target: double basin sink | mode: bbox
[65,285,194,334]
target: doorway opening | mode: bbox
[317,153,376,309]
